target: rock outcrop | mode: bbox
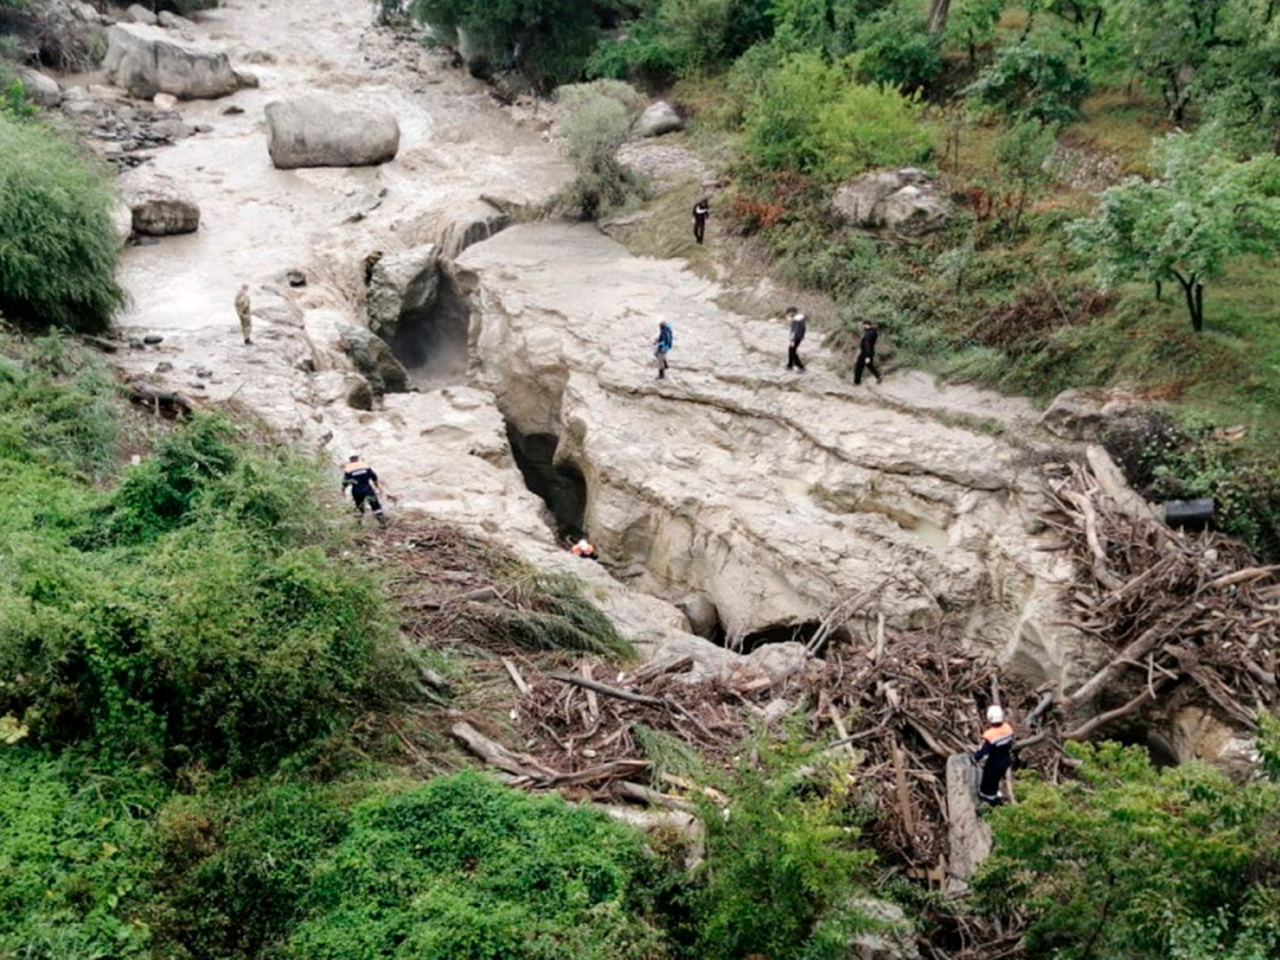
[944,753,991,892]
[264,96,401,169]
[833,169,953,235]
[1041,387,1142,441]
[366,244,439,338]
[16,67,61,107]
[633,100,684,138]
[103,24,241,100]
[118,169,201,235]
[459,223,1090,682]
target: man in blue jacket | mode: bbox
[654,320,673,379]
[342,454,387,527]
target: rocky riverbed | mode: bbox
[50,0,1097,689]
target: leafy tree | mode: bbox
[1070,132,1280,332]
[855,1,944,93]
[944,0,1005,66]
[975,741,1280,960]
[966,37,1090,123]
[0,113,124,332]
[995,118,1056,235]
[409,0,601,89]
[771,0,890,59]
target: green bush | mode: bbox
[587,0,773,85]
[854,2,943,95]
[554,79,646,219]
[0,113,124,332]
[409,0,599,88]
[744,54,931,180]
[0,751,158,960]
[966,40,1091,124]
[689,732,878,960]
[284,772,668,959]
[975,741,1280,959]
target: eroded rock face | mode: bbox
[103,24,241,100]
[459,223,1091,683]
[366,244,439,337]
[265,96,401,169]
[833,169,952,235]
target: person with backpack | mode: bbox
[692,199,710,245]
[855,319,883,385]
[785,306,806,372]
[654,320,673,379]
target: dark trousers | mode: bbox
[655,349,669,378]
[979,758,1009,804]
[787,343,805,370]
[694,216,706,244]
[855,352,881,384]
[354,490,386,524]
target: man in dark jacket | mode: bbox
[972,705,1015,805]
[341,454,387,527]
[785,306,806,372]
[692,199,710,245]
[855,320,883,385]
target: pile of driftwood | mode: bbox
[1041,456,1279,737]
[451,629,1046,872]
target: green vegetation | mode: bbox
[0,112,124,332]
[975,741,1280,959]
[554,79,646,219]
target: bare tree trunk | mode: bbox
[928,0,952,34]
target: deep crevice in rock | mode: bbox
[389,271,470,387]
[506,423,588,543]
[715,620,827,654]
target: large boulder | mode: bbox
[1041,387,1141,442]
[16,67,62,107]
[366,244,440,338]
[338,324,409,397]
[265,96,401,169]
[118,169,201,236]
[633,100,683,138]
[102,24,240,100]
[125,3,158,25]
[833,169,952,235]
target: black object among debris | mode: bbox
[1162,498,1215,531]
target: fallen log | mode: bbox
[128,381,196,415]
[451,721,556,778]
[548,670,668,708]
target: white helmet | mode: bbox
[986,705,1005,724]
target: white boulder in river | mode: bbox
[102,24,241,100]
[265,96,401,169]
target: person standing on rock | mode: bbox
[785,306,806,372]
[972,705,1015,806]
[235,283,252,345]
[692,199,710,245]
[654,320,673,379]
[342,454,387,527]
[854,319,883,385]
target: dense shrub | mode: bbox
[284,772,668,959]
[588,0,772,85]
[854,2,943,95]
[554,79,645,219]
[975,741,1280,960]
[0,113,124,332]
[966,40,1091,124]
[744,54,931,180]
[0,751,158,959]
[409,0,599,88]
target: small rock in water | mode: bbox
[286,269,307,287]
[195,367,213,378]
[222,105,245,115]
[142,334,164,345]
[155,361,173,373]
[194,123,213,134]
[153,92,178,110]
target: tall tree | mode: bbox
[1070,132,1280,331]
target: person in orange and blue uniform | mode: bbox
[972,705,1014,805]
